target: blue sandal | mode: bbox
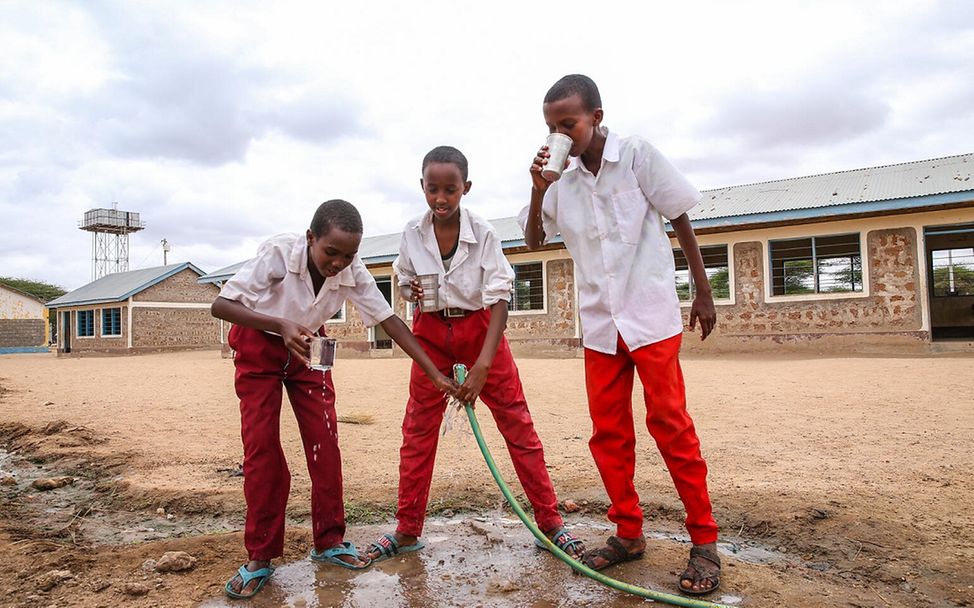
[310,541,371,570]
[225,564,274,599]
[367,533,426,563]
[536,527,585,558]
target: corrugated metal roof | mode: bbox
[690,153,972,220]
[198,260,247,284]
[48,262,205,308]
[199,153,974,284]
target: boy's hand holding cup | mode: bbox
[530,134,573,191]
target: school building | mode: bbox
[47,263,222,355]
[199,153,974,356]
[0,282,51,353]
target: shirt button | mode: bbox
[608,272,615,278]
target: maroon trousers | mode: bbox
[584,333,718,545]
[395,308,563,537]
[229,324,344,561]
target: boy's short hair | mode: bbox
[310,199,363,237]
[544,74,602,112]
[422,146,469,181]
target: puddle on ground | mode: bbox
[200,516,775,608]
[1,449,779,607]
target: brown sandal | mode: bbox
[679,545,721,595]
[580,536,645,571]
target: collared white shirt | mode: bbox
[518,128,700,354]
[394,208,513,311]
[219,233,394,330]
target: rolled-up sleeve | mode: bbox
[517,186,559,246]
[347,259,395,327]
[218,240,287,309]
[480,229,514,306]
[634,143,700,221]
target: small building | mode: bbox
[0,283,50,353]
[47,263,221,355]
[201,154,974,356]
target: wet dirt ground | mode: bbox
[0,350,972,607]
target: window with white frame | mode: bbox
[77,310,95,337]
[101,307,122,336]
[769,233,863,296]
[931,247,974,296]
[673,245,731,302]
[328,305,345,322]
[511,262,544,311]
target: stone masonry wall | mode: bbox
[506,258,576,340]
[132,307,221,349]
[685,228,924,351]
[135,269,220,303]
[0,319,45,347]
[321,303,373,352]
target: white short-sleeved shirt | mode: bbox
[393,208,513,311]
[518,129,700,354]
[219,233,395,330]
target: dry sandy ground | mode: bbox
[0,349,971,607]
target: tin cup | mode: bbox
[309,337,337,371]
[417,273,439,313]
[541,133,573,182]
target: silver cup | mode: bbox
[417,273,439,313]
[309,337,337,371]
[541,133,573,182]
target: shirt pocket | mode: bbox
[610,188,649,244]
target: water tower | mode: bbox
[79,202,146,280]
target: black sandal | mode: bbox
[678,545,721,595]
[580,536,645,571]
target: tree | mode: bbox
[0,277,66,302]
[933,264,974,296]
[782,260,814,294]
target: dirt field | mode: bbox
[0,349,971,607]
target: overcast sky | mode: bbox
[1,0,972,290]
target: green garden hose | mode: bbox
[453,364,732,608]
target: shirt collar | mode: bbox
[287,232,357,288]
[565,126,618,173]
[287,233,308,275]
[416,207,478,244]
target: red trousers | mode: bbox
[229,324,345,561]
[584,332,718,545]
[395,308,563,537]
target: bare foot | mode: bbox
[329,546,370,568]
[227,559,271,596]
[679,542,721,594]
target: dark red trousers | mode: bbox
[395,308,563,537]
[229,324,344,561]
[584,332,718,545]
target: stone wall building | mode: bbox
[201,154,974,356]
[0,283,49,353]
[47,263,221,355]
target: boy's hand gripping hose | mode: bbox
[452,364,733,608]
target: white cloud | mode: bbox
[0,0,971,290]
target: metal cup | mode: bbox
[309,337,337,371]
[417,273,439,313]
[541,133,573,182]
